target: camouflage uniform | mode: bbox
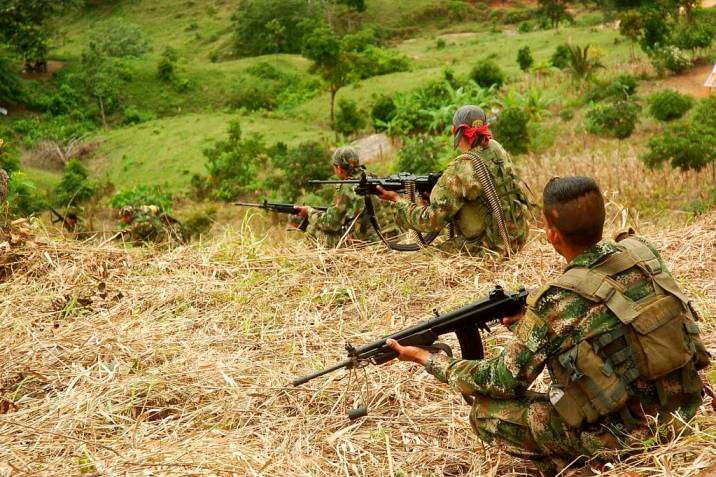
[393,140,531,255]
[120,205,185,245]
[305,147,378,247]
[425,236,706,474]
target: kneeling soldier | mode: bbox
[387,176,710,475]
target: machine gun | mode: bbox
[235,200,328,232]
[292,285,528,418]
[309,171,444,252]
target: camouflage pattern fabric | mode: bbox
[393,140,531,255]
[425,238,703,470]
[306,183,377,247]
[121,206,185,245]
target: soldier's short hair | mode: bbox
[542,176,605,247]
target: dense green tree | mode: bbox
[640,10,671,52]
[648,90,694,122]
[537,0,574,28]
[586,100,640,139]
[333,98,366,137]
[78,44,123,127]
[88,20,150,58]
[0,48,23,105]
[517,46,534,72]
[493,107,530,154]
[470,60,505,88]
[0,0,80,70]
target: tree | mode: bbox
[517,46,534,72]
[88,19,150,58]
[0,48,23,105]
[565,44,604,83]
[640,10,671,52]
[493,107,530,154]
[0,0,80,71]
[537,0,574,28]
[586,100,640,140]
[79,44,123,127]
[333,98,366,137]
[54,159,96,208]
[618,10,643,58]
[647,90,694,122]
[302,26,357,124]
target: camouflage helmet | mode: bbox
[452,105,488,149]
[332,147,361,174]
[120,205,135,217]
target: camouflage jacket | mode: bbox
[393,140,531,253]
[124,207,185,244]
[425,239,702,426]
[307,183,377,246]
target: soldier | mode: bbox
[376,105,531,255]
[294,147,377,247]
[386,176,710,475]
[118,205,185,245]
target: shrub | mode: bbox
[231,0,320,56]
[229,78,278,111]
[333,98,366,137]
[586,100,640,140]
[353,45,411,79]
[672,24,712,51]
[639,10,671,52]
[518,21,532,33]
[643,124,714,172]
[157,47,178,82]
[122,107,157,125]
[201,120,267,200]
[550,44,570,69]
[492,107,530,154]
[88,20,150,58]
[564,44,604,82]
[7,172,47,217]
[394,135,446,174]
[182,205,217,239]
[584,74,637,102]
[0,48,23,105]
[517,46,533,72]
[54,159,96,208]
[649,45,692,76]
[371,95,397,131]
[110,185,173,211]
[693,96,716,132]
[470,59,505,88]
[436,38,446,49]
[0,141,20,173]
[265,141,332,202]
[648,90,694,122]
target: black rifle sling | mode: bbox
[364,196,439,252]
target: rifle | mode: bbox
[292,285,528,418]
[49,206,66,225]
[309,172,444,252]
[235,200,328,232]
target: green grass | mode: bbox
[91,112,329,192]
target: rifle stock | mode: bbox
[235,200,329,232]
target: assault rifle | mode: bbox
[49,207,78,231]
[309,171,442,197]
[292,285,528,418]
[235,200,328,232]
[309,171,444,251]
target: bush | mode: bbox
[333,98,366,137]
[110,185,173,212]
[394,135,446,174]
[229,78,278,111]
[518,21,532,33]
[157,47,178,82]
[584,74,637,102]
[182,205,217,239]
[550,44,570,69]
[0,141,20,174]
[436,38,446,49]
[693,96,716,132]
[643,124,714,172]
[517,46,533,71]
[200,120,267,201]
[640,10,671,53]
[353,45,411,79]
[648,90,694,122]
[470,59,505,89]
[371,95,397,131]
[88,20,150,58]
[265,141,332,202]
[586,100,640,140]
[649,45,692,76]
[8,173,47,217]
[0,48,23,105]
[493,107,530,154]
[54,159,96,208]
[122,107,157,125]
[672,24,712,51]
[232,0,320,57]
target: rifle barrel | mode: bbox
[292,358,353,386]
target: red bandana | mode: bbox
[454,122,492,147]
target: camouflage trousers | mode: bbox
[469,393,641,476]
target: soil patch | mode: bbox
[20,60,65,81]
[659,64,714,98]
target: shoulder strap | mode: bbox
[460,150,513,257]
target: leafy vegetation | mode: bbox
[333,99,367,138]
[470,59,505,89]
[492,107,530,154]
[564,44,604,83]
[648,90,693,122]
[110,185,174,212]
[586,100,640,140]
[53,159,96,208]
[393,135,446,174]
[517,47,533,72]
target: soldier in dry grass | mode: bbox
[387,176,710,476]
[118,205,186,245]
[294,147,377,247]
[377,105,531,255]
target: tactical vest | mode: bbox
[534,236,710,428]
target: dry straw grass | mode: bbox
[0,208,714,476]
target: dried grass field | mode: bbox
[0,200,714,476]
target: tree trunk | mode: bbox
[98,95,107,128]
[329,86,337,126]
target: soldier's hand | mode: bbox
[294,206,309,218]
[376,186,400,202]
[501,310,525,328]
[385,338,431,365]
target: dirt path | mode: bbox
[659,64,714,98]
[353,133,397,164]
